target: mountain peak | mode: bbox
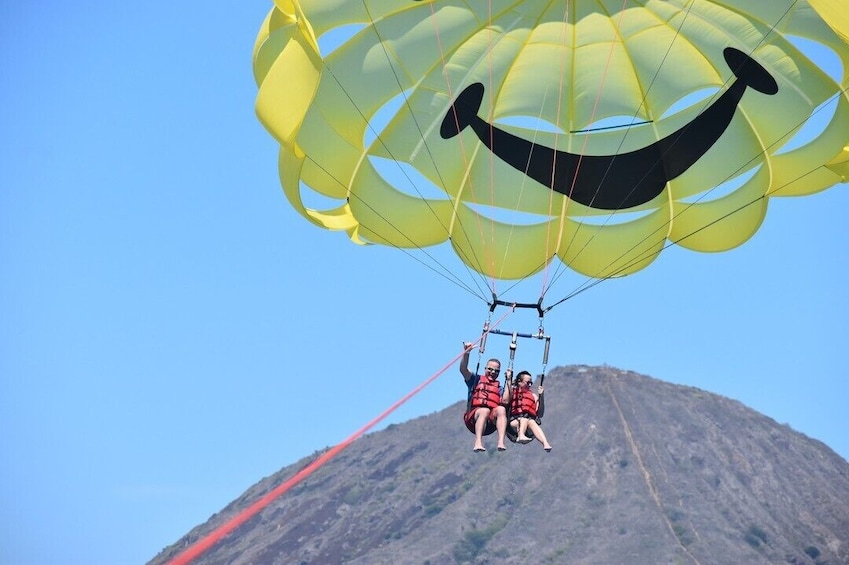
[151,365,849,565]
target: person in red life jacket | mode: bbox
[509,370,552,452]
[460,343,512,452]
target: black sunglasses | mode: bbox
[485,367,500,374]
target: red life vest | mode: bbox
[511,386,537,418]
[469,376,502,410]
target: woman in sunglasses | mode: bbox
[460,343,512,452]
[509,370,552,452]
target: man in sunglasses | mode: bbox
[460,343,512,452]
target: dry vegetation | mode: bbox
[151,366,849,565]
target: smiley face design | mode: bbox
[254,1,849,280]
[440,48,777,211]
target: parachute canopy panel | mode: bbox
[254,0,849,281]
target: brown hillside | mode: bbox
[150,365,849,565]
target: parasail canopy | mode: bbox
[253,0,848,285]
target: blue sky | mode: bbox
[2,3,847,564]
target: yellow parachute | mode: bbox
[809,0,849,44]
[253,1,848,282]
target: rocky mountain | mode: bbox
[150,365,849,564]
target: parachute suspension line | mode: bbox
[544,0,699,294]
[165,348,470,565]
[549,174,799,311]
[357,0,450,229]
[485,0,503,296]
[551,0,635,280]
[457,1,508,294]
[570,0,631,190]
[470,304,517,377]
[441,0,574,303]
[351,1,495,301]
[430,0,548,297]
[422,10,500,290]
[545,0,712,297]
[297,154,481,300]
[300,155,485,302]
[538,0,579,301]
[594,0,798,223]
[577,0,795,221]
[544,191,770,310]
[570,119,654,134]
[544,0,811,311]
[545,137,841,314]
[487,0,556,300]
[307,3,501,302]
[550,0,780,300]
[460,0,500,295]
[559,84,849,308]
[526,0,572,302]
[400,0,509,294]
[476,297,552,382]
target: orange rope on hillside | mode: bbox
[166,314,512,565]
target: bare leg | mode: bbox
[516,417,532,442]
[527,420,552,450]
[494,405,508,450]
[473,408,490,451]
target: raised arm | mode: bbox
[459,342,475,382]
[501,369,513,406]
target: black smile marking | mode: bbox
[440,47,778,210]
